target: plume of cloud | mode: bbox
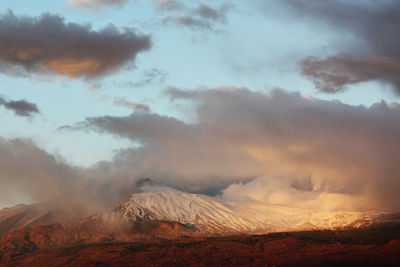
[0,137,145,210]
[0,96,39,117]
[60,87,400,212]
[0,11,151,79]
[0,138,78,204]
[274,0,400,94]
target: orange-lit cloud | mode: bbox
[0,11,151,79]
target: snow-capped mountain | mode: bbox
[107,181,391,234]
[1,179,399,259]
[0,180,396,238]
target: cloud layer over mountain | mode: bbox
[54,87,400,212]
[2,87,400,212]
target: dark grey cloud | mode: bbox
[61,87,400,211]
[0,11,151,79]
[301,55,400,93]
[278,0,400,94]
[0,96,39,117]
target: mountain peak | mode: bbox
[134,178,176,193]
[135,178,155,187]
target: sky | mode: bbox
[0,0,399,211]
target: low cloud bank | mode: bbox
[1,87,399,212]
[57,87,400,212]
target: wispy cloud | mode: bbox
[160,2,233,32]
[113,97,150,111]
[67,0,137,9]
[125,68,168,88]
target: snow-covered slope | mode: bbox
[1,181,397,237]
[110,183,388,234]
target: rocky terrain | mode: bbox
[2,225,400,266]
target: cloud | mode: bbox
[124,68,168,88]
[153,0,184,11]
[0,96,39,117]
[161,2,232,32]
[0,138,78,203]
[300,55,400,93]
[67,0,136,9]
[276,0,400,94]
[195,3,228,22]
[113,97,150,111]
[221,176,369,212]
[61,87,400,212]
[163,16,213,31]
[0,137,145,210]
[0,11,151,79]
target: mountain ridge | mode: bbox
[1,180,399,260]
